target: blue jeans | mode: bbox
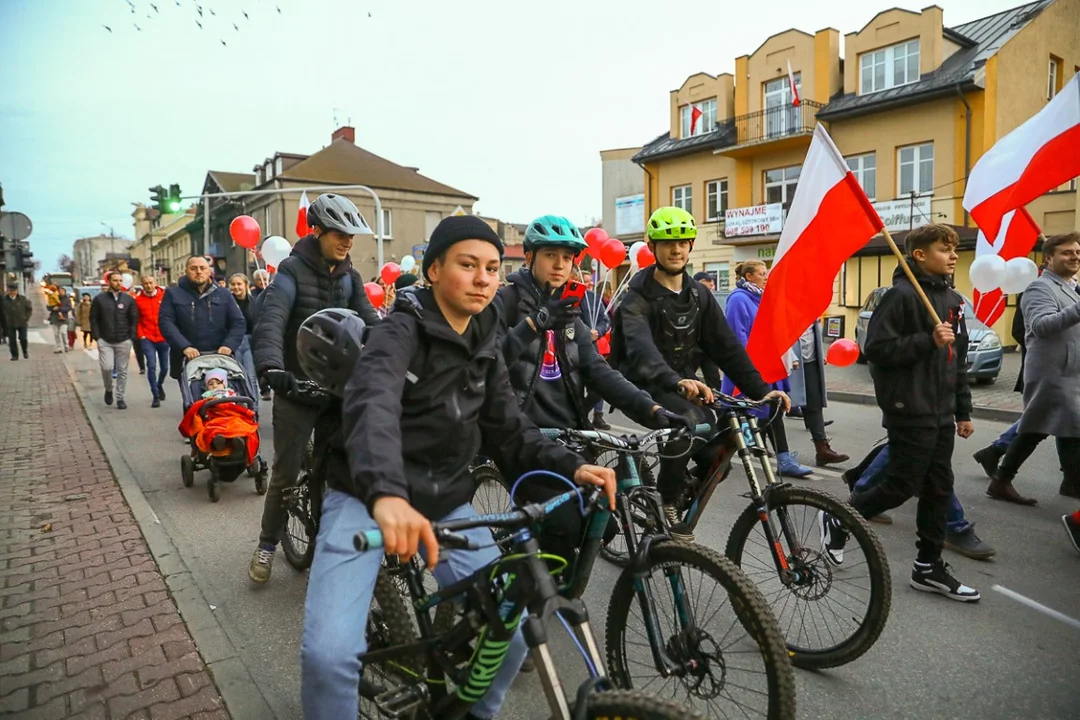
[140,339,169,399]
[300,490,528,719]
[855,446,970,533]
[235,336,258,403]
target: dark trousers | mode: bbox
[650,388,717,504]
[850,425,955,562]
[999,433,1080,483]
[766,415,791,454]
[140,339,170,400]
[7,327,27,358]
[133,337,146,372]
[801,359,828,441]
[259,394,322,546]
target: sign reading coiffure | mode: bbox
[724,203,783,237]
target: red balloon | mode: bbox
[599,238,626,269]
[364,282,385,308]
[380,262,402,286]
[826,338,860,367]
[635,245,655,268]
[583,227,609,260]
[229,215,261,250]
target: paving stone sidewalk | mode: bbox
[0,349,230,719]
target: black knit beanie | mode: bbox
[422,216,504,281]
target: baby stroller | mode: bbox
[178,354,269,502]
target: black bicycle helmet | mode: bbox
[296,308,367,397]
[306,193,372,235]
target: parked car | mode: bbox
[854,287,1002,384]
[74,285,103,302]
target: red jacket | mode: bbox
[135,289,166,343]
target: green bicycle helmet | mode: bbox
[647,206,697,242]
[523,215,589,254]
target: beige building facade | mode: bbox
[629,0,1080,343]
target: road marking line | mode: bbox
[992,585,1080,630]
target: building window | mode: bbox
[706,179,728,222]
[1048,56,1062,99]
[897,143,934,196]
[679,98,717,138]
[264,161,273,180]
[274,157,283,176]
[704,262,731,292]
[264,206,272,237]
[764,165,801,207]
[846,153,877,201]
[763,73,801,138]
[381,208,393,238]
[860,39,920,94]
[672,185,693,215]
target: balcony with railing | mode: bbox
[714,100,824,156]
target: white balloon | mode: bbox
[400,255,417,273]
[261,236,292,269]
[120,273,133,290]
[1001,257,1039,294]
[969,254,1007,292]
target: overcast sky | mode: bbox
[1,0,1025,274]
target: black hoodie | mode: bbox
[865,261,972,427]
[337,288,583,519]
[612,266,770,399]
[252,234,380,377]
[496,268,658,429]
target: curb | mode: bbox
[827,389,1022,423]
[65,362,276,720]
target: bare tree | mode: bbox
[57,254,76,274]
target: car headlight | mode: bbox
[978,333,1001,351]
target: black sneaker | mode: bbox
[591,413,611,431]
[104,390,113,406]
[818,511,848,566]
[910,560,980,602]
[1062,514,1080,556]
[944,524,996,560]
[973,445,1003,479]
[116,400,127,410]
[151,397,161,408]
[158,386,166,401]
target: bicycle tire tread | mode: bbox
[582,689,711,720]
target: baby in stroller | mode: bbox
[178,356,268,501]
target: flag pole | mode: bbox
[881,227,942,325]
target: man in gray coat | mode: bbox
[991,232,1080,504]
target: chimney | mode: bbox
[332,125,355,144]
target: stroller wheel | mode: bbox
[181,455,195,488]
[254,472,267,495]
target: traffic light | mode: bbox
[149,185,166,214]
[167,184,182,213]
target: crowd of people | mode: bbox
[6,191,1078,719]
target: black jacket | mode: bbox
[235,294,255,335]
[865,262,972,427]
[90,290,139,344]
[2,293,32,328]
[496,268,657,429]
[252,235,380,377]
[159,277,247,379]
[613,267,771,398]
[1012,293,1026,394]
[337,288,583,519]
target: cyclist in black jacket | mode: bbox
[609,207,789,539]
[300,215,616,720]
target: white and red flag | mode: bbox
[746,125,883,382]
[787,60,801,107]
[972,207,1041,326]
[296,190,312,237]
[690,104,703,135]
[963,73,1080,242]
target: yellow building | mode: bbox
[632,0,1079,344]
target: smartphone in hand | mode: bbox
[561,280,587,306]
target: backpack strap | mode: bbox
[341,270,355,307]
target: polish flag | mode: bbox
[963,73,1080,242]
[690,104,703,135]
[296,190,311,237]
[971,207,1041,326]
[746,125,884,382]
[787,60,801,107]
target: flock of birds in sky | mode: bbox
[102,0,372,47]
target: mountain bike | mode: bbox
[464,428,795,719]
[659,391,892,670]
[355,489,712,720]
[277,380,334,571]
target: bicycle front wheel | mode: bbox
[280,438,316,571]
[581,689,710,720]
[605,541,795,720]
[724,485,891,669]
[359,568,423,719]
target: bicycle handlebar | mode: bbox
[352,487,596,553]
[709,391,782,411]
[541,424,712,448]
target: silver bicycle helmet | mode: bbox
[307,193,372,235]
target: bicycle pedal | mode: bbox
[374,685,425,718]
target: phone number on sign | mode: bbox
[726,223,777,237]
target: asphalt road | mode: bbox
[62,343,1079,719]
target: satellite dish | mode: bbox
[0,212,32,241]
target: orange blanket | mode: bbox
[178,398,260,466]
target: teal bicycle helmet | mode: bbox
[523,215,589,255]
